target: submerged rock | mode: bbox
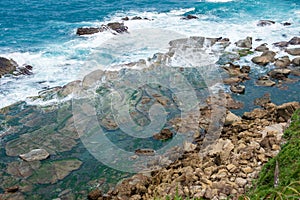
[28,159,82,184]
[254,93,271,108]
[0,57,18,77]
[135,149,155,156]
[153,129,173,140]
[19,149,50,162]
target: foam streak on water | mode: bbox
[0,0,300,108]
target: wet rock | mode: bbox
[235,37,252,49]
[153,129,173,140]
[14,65,33,76]
[76,22,128,35]
[181,15,198,20]
[135,149,155,156]
[290,68,300,76]
[282,22,292,26]
[0,57,18,77]
[274,56,291,68]
[257,20,275,27]
[230,84,245,94]
[76,27,100,35]
[223,77,242,85]
[251,51,276,66]
[256,75,276,86]
[273,41,289,48]
[107,22,128,33]
[222,63,242,76]
[121,16,129,21]
[255,43,269,52]
[268,68,291,80]
[292,57,300,66]
[132,16,143,20]
[285,48,300,56]
[288,37,300,45]
[217,52,240,65]
[19,149,50,162]
[58,80,81,97]
[240,65,251,74]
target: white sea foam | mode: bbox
[0,7,299,108]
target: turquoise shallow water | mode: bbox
[1,0,299,51]
[0,1,300,199]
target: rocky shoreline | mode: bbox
[0,17,300,200]
[88,101,299,200]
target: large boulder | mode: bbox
[286,48,300,56]
[230,84,245,94]
[76,22,128,35]
[251,51,276,66]
[268,68,291,80]
[235,37,252,49]
[256,75,276,87]
[107,22,128,33]
[76,27,100,35]
[255,43,269,52]
[273,41,289,48]
[0,57,18,77]
[292,57,300,66]
[19,149,50,162]
[288,37,300,45]
[274,56,291,68]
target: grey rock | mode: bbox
[274,56,291,68]
[292,57,300,66]
[288,37,300,45]
[257,20,275,27]
[235,37,252,48]
[286,48,300,56]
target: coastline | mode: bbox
[0,30,300,199]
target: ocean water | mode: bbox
[0,0,300,108]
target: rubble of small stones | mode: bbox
[89,101,300,200]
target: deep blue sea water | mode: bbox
[0,0,300,108]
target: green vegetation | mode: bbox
[237,49,254,57]
[244,109,300,200]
